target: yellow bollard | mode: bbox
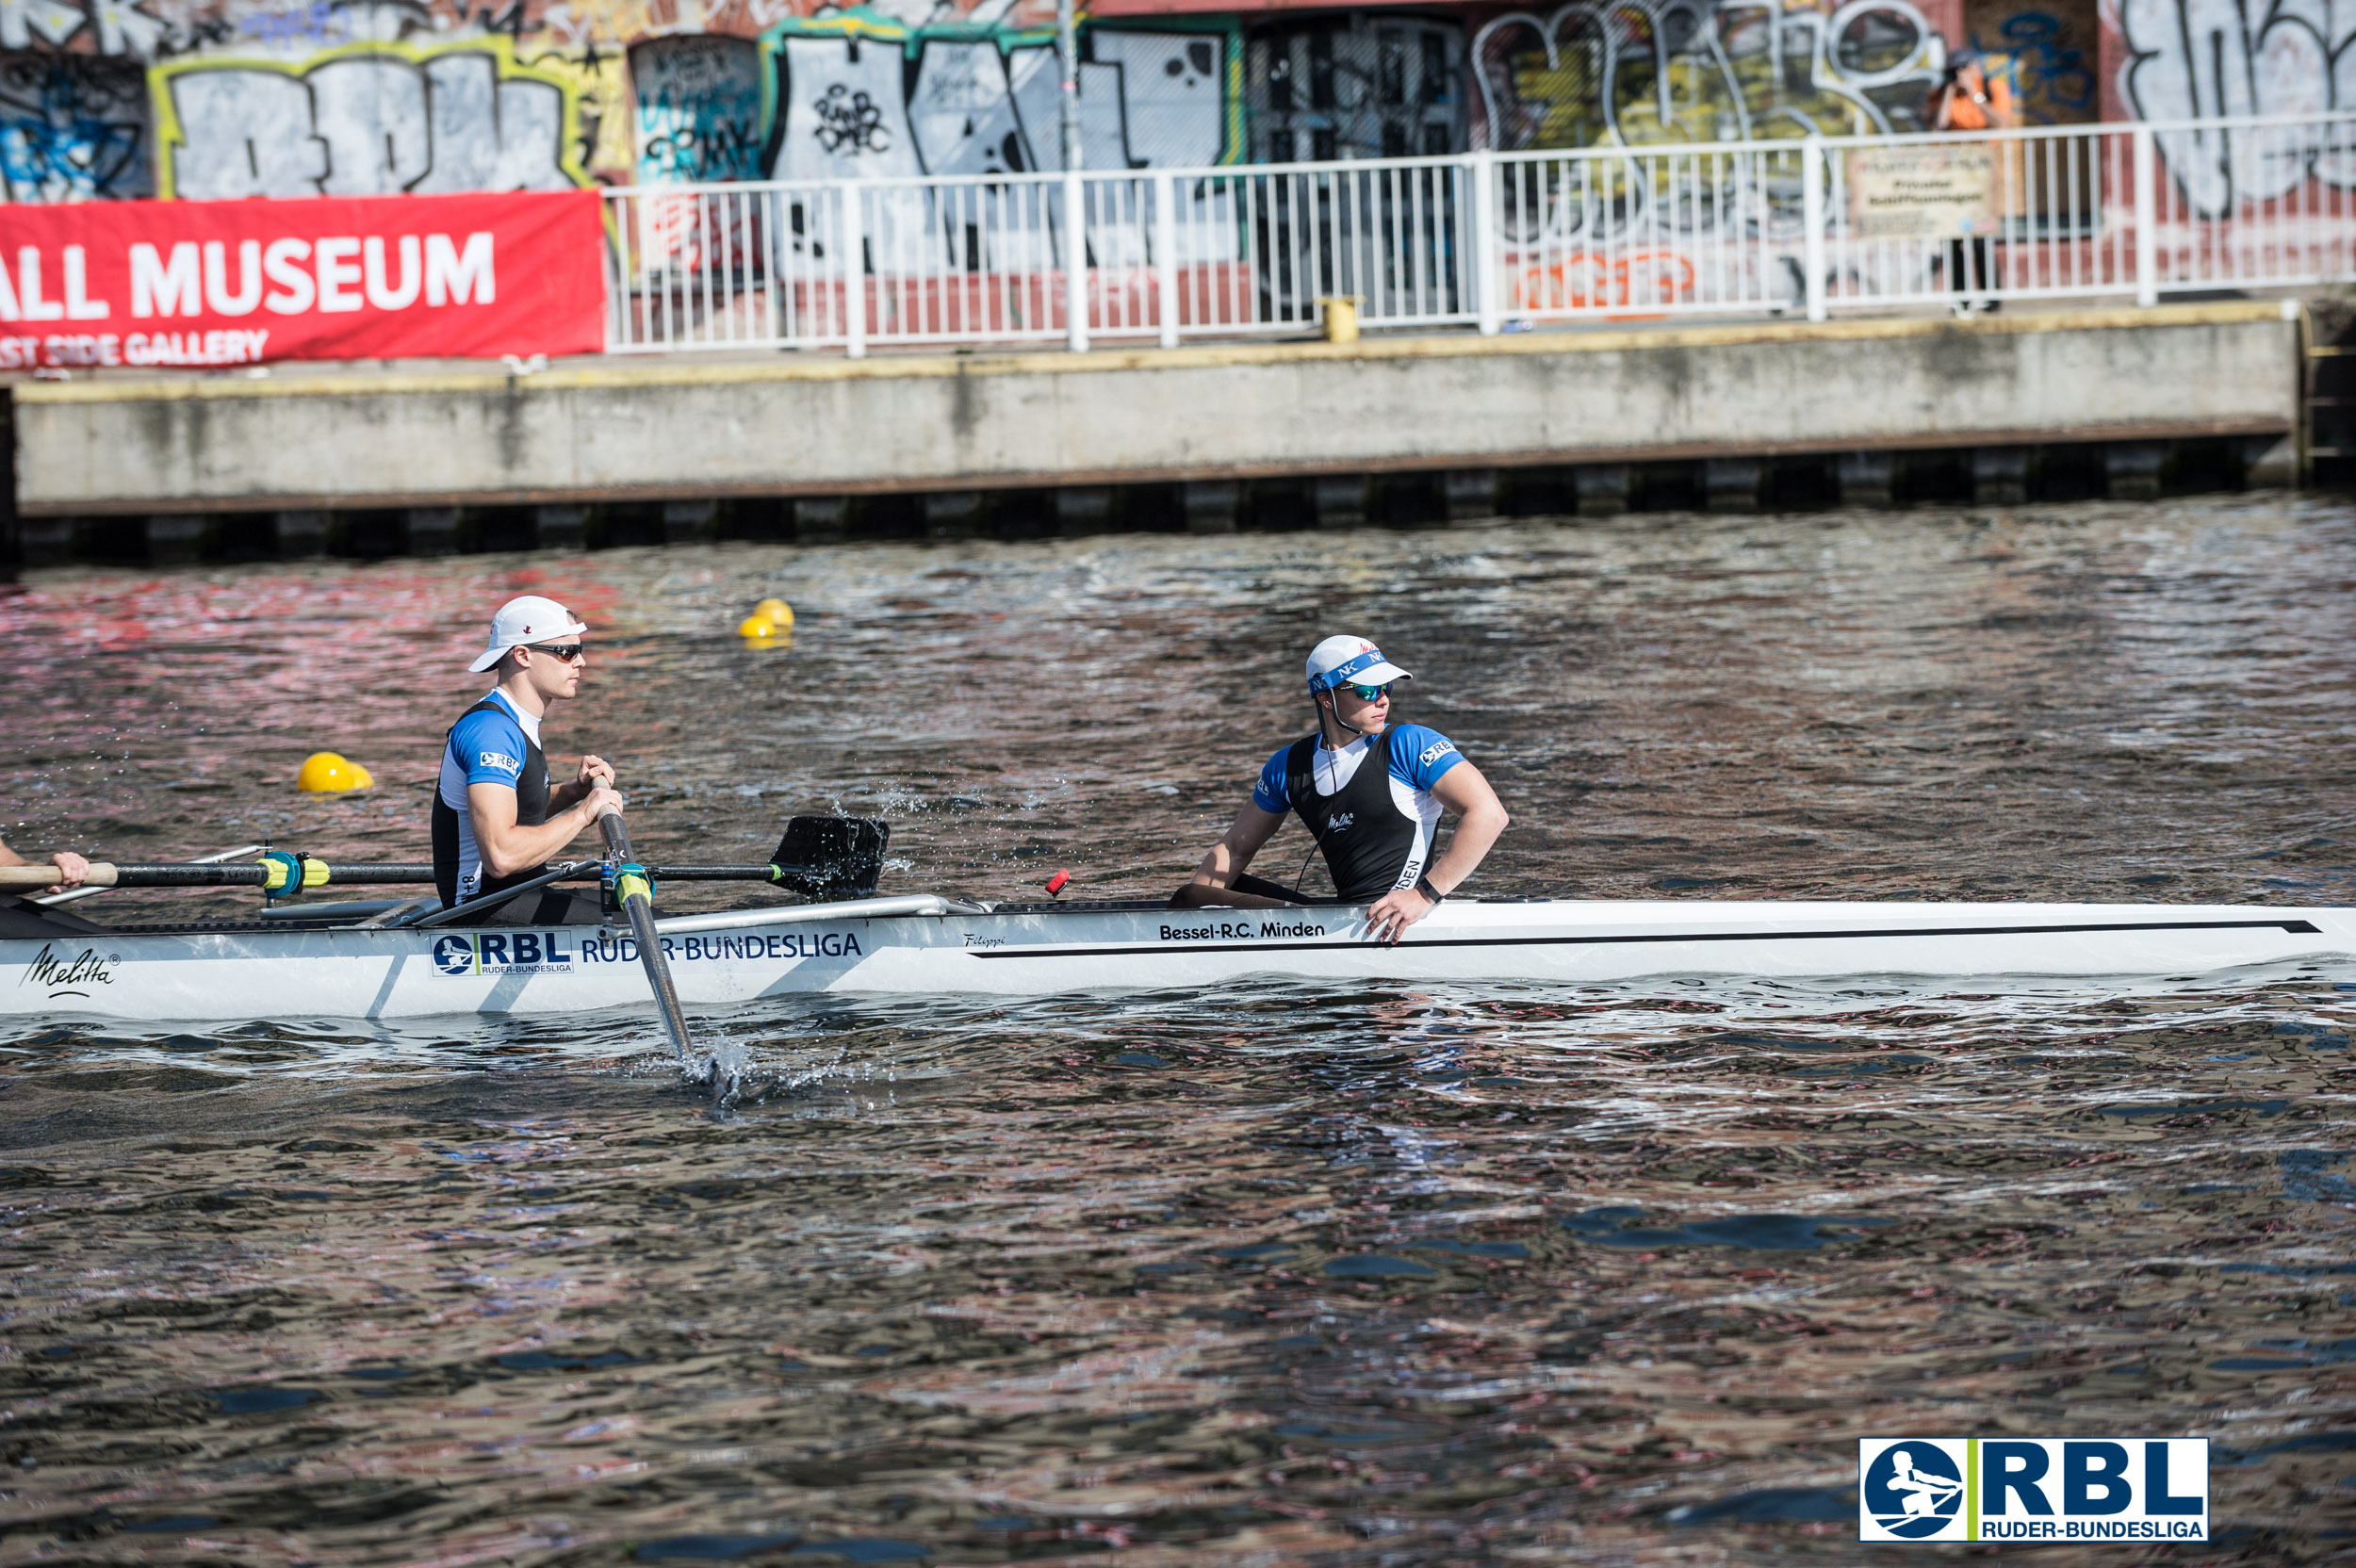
[1319,296,1363,345]
[753,597,794,629]
[296,752,374,792]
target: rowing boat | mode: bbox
[7,894,2352,1021]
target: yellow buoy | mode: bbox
[737,615,779,641]
[753,597,794,629]
[297,752,374,792]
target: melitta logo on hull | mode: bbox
[21,942,120,998]
[1858,1438,2208,1543]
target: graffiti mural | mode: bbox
[744,22,1236,284]
[762,18,1235,183]
[631,32,761,183]
[153,38,591,196]
[1471,0,1944,149]
[0,50,150,198]
[2118,0,2356,215]
[1965,0,2094,124]
[0,0,171,57]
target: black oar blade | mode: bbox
[770,817,891,901]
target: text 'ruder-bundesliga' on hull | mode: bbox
[7,896,2355,1022]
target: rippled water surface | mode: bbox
[4,500,2356,1565]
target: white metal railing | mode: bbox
[602,160,1476,355]
[602,112,2356,356]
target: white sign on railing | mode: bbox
[1846,144,2000,238]
[600,111,2356,356]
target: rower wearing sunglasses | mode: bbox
[1181,635,1510,944]
[430,595,625,925]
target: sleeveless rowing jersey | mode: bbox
[431,689,551,908]
[1251,723,1464,902]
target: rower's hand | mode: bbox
[576,754,615,791]
[579,785,626,824]
[1365,885,1436,946]
[47,851,89,891]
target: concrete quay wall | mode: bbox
[10,302,2303,519]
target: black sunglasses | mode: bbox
[528,643,585,662]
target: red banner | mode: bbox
[0,190,605,369]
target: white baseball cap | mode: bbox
[467,595,591,673]
[1305,634,1412,693]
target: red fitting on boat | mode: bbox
[1044,870,1070,898]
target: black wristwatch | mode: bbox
[1415,875,1444,904]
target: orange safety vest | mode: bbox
[1939,74,2014,131]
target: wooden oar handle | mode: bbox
[0,863,116,890]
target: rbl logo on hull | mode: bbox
[1857,1438,2208,1543]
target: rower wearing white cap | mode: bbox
[1182,635,1510,944]
[430,595,625,925]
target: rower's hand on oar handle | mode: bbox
[575,754,615,791]
[578,785,626,824]
[0,856,105,892]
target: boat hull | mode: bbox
[6,897,2355,1021]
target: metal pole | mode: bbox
[1802,135,1827,322]
[2132,124,2159,307]
[1059,0,1088,352]
[1469,151,1500,335]
[839,182,867,359]
[1153,169,1180,349]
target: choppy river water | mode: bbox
[2,499,2354,1565]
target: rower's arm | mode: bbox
[467,782,619,879]
[1189,802,1287,891]
[1422,761,1510,895]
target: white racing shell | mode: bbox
[6,894,2356,1021]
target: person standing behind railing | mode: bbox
[1926,47,2018,315]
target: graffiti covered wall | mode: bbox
[0,0,1243,202]
[0,50,149,198]
[153,36,600,196]
[0,0,2315,218]
[758,14,1236,183]
[1469,0,1947,149]
[2111,0,2356,214]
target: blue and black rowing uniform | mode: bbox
[1243,723,1464,903]
[429,689,598,926]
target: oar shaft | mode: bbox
[0,862,442,890]
[0,860,842,893]
[598,808,695,1061]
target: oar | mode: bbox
[0,860,437,891]
[0,861,866,892]
[30,842,263,905]
[597,803,694,1062]
[0,818,893,897]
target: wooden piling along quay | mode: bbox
[2,303,2305,569]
